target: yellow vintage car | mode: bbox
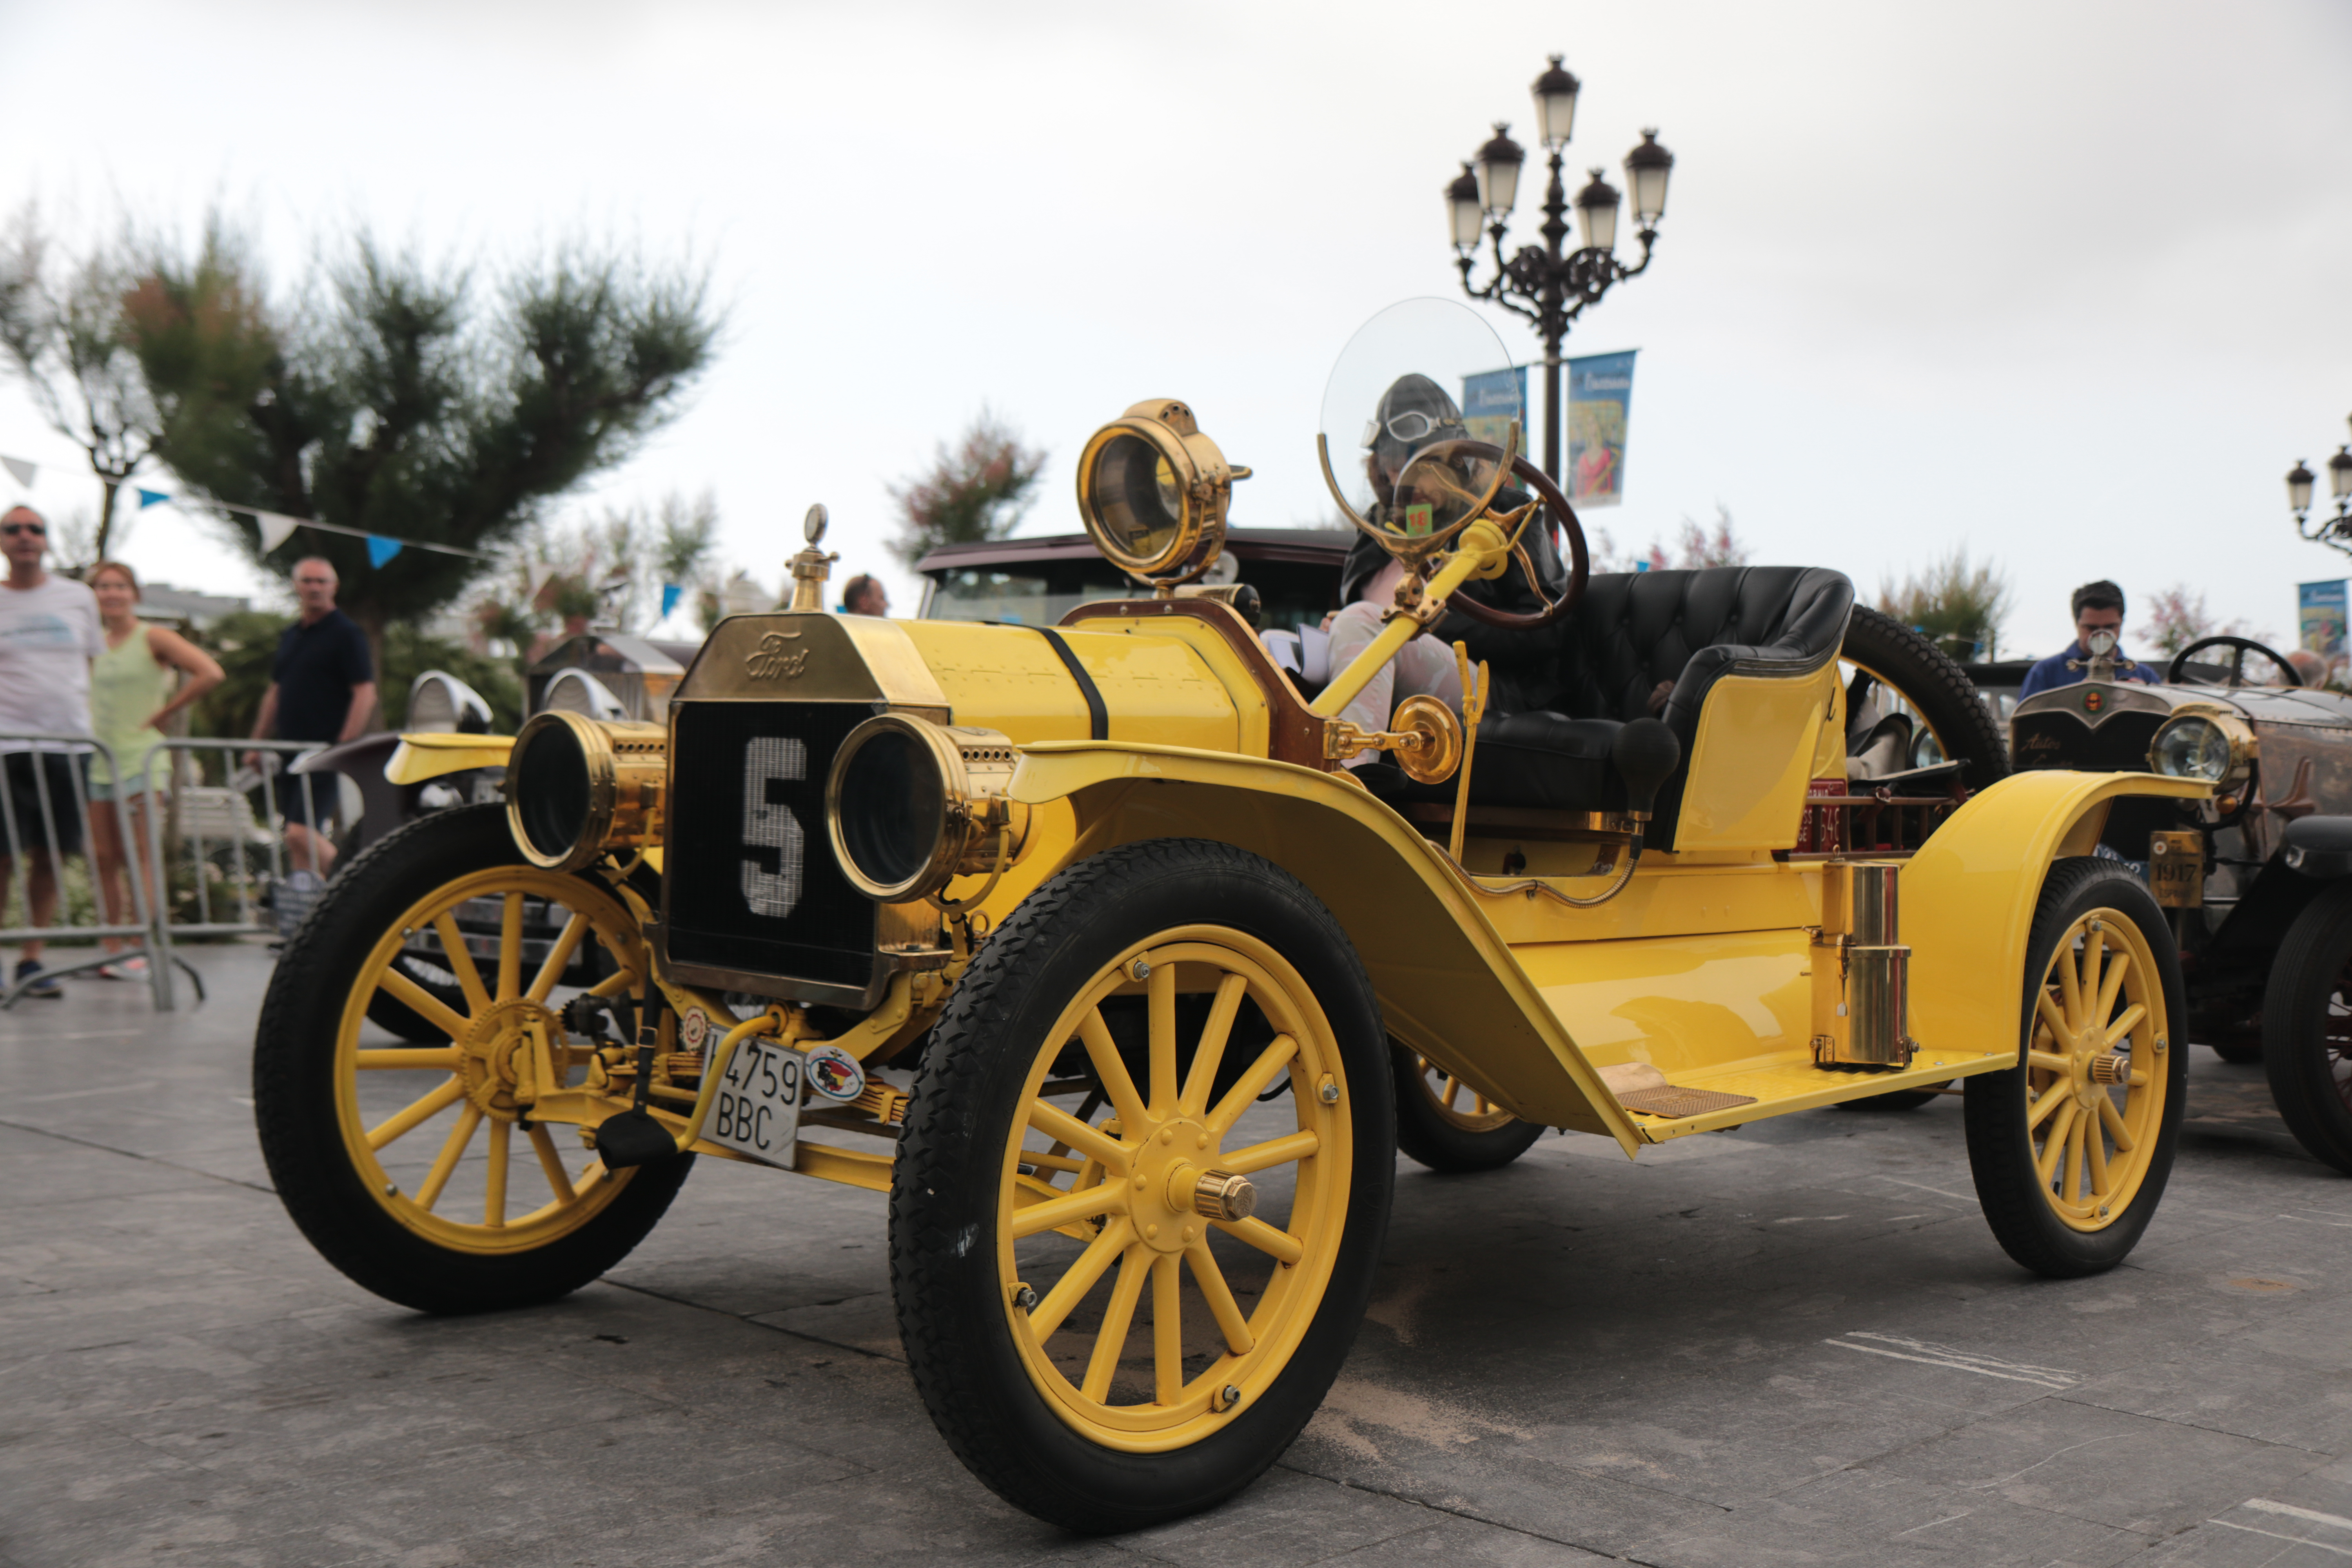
[254,303,2200,1534]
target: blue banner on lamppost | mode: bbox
[2299,579,2347,656]
[1567,350,1637,508]
[1460,366,1527,460]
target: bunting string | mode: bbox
[0,451,486,562]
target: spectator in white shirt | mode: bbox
[0,506,104,998]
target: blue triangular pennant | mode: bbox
[660,583,683,620]
[136,488,171,509]
[366,535,404,568]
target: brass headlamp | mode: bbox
[506,710,669,873]
[2147,707,2256,791]
[826,714,1034,904]
[1075,399,1247,588]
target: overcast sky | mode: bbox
[4,0,2349,658]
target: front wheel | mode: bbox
[2260,880,2352,1174]
[891,839,1393,1534]
[253,804,690,1314]
[1964,858,2186,1277]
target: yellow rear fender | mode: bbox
[385,731,516,786]
[1903,769,2207,1062]
[1008,740,1646,1154]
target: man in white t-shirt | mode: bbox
[0,505,103,998]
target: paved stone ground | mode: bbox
[7,940,2352,1566]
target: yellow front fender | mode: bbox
[1009,741,1647,1155]
[385,731,515,785]
[1903,769,2207,1062]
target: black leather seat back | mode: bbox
[1553,567,1854,849]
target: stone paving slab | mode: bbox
[6,940,2352,1565]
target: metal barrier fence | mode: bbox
[152,737,337,942]
[1,731,172,1009]
[1,731,336,1012]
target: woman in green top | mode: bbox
[87,562,224,979]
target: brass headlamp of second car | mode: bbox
[506,709,670,873]
[827,714,1034,905]
[1075,399,1247,588]
[2147,708,2256,791]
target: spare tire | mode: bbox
[1840,606,2009,789]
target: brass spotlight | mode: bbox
[1075,399,1248,586]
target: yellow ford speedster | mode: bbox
[255,312,2199,1534]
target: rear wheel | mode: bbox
[1965,858,2185,1277]
[2260,881,2352,1174]
[254,805,690,1314]
[892,839,1392,1533]
[1392,1047,1545,1170]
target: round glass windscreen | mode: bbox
[1087,432,1186,568]
[1318,298,1521,532]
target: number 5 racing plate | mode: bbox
[706,1035,804,1167]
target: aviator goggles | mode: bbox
[1360,409,1466,449]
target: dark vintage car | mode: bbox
[2009,635,2352,1172]
[914,526,1348,635]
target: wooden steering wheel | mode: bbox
[1409,443,1588,630]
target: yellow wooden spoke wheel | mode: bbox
[338,865,642,1253]
[1965,857,2185,1278]
[893,839,1393,1534]
[2023,907,2168,1229]
[255,806,693,1313]
[1391,1046,1543,1171]
[999,932,1349,1449]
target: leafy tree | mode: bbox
[888,408,1046,566]
[468,489,725,673]
[2141,584,2271,657]
[122,218,720,679]
[1878,546,2013,661]
[0,205,161,564]
[1588,503,1749,573]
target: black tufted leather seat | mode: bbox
[1443,566,1854,849]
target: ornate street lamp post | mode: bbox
[1450,56,1673,482]
[2287,416,2352,551]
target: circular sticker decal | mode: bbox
[804,1043,866,1102]
[679,1008,710,1050]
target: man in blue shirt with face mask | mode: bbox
[2018,580,2161,701]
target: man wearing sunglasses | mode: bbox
[1,505,105,998]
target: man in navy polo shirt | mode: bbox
[2018,580,2161,701]
[248,557,377,877]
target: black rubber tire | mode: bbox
[253,804,690,1314]
[1964,858,2187,1278]
[1841,604,2010,786]
[891,838,1394,1534]
[1391,1046,1546,1171]
[2261,880,2352,1174]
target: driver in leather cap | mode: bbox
[1328,374,1568,766]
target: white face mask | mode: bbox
[2085,628,2119,657]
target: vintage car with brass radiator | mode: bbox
[256,303,2198,1533]
[2010,633,2352,1174]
